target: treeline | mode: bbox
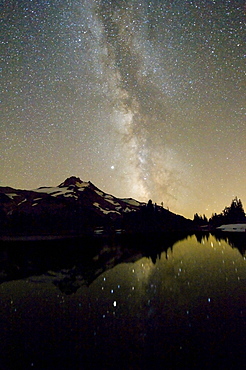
[193,197,246,227]
[123,199,194,233]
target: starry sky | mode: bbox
[1,0,245,219]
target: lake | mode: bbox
[0,233,245,369]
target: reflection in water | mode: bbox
[196,232,246,257]
[0,234,245,369]
[214,233,246,257]
[0,233,188,292]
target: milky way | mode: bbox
[1,0,245,218]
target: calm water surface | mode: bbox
[0,234,245,369]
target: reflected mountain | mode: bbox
[0,233,188,294]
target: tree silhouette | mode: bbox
[193,213,208,226]
[209,197,245,226]
[147,199,154,211]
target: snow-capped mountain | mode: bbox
[0,176,146,235]
[0,176,193,236]
[1,176,143,211]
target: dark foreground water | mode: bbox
[0,233,245,369]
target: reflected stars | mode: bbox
[81,233,246,350]
[1,233,245,369]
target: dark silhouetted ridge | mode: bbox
[59,176,84,187]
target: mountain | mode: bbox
[0,176,192,237]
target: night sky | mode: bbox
[1,0,245,219]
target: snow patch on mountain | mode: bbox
[76,182,90,188]
[34,186,76,197]
[64,193,78,199]
[17,199,27,206]
[105,198,121,206]
[95,190,105,197]
[6,193,18,199]
[123,207,133,213]
[93,202,121,215]
[121,198,144,207]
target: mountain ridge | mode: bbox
[0,176,193,236]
